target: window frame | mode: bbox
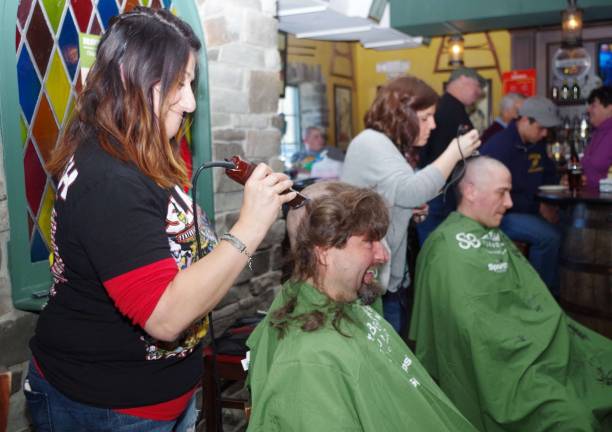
[0,0,214,311]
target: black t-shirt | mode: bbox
[30,137,217,408]
[418,92,473,168]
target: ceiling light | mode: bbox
[561,0,583,48]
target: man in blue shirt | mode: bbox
[480,96,561,296]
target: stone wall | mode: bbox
[198,0,285,336]
[0,1,283,430]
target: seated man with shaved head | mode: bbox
[410,156,612,432]
[245,181,477,431]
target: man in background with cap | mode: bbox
[480,96,561,296]
[417,67,486,244]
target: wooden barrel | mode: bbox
[559,202,612,339]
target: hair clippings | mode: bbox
[220,233,253,271]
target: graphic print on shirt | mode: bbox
[48,208,66,298]
[141,186,218,360]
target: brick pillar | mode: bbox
[198,0,285,333]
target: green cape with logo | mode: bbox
[246,281,477,431]
[410,212,612,431]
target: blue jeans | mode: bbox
[382,290,407,334]
[24,361,197,432]
[500,213,561,297]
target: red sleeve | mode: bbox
[103,258,178,328]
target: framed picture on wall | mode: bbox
[334,85,353,149]
[468,78,493,134]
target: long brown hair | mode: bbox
[270,182,389,337]
[364,76,438,165]
[47,7,201,188]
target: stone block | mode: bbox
[249,270,281,296]
[207,48,220,62]
[213,211,240,236]
[260,0,277,16]
[0,200,9,232]
[258,219,285,250]
[213,129,246,142]
[203,17,231,47]
[214,170,243,193]
[0,312,37,367]
[218,43,265,69]
[264,48,281,71]
[210,88,249,114]
[212,142,244,161]
[216,283,249,310]
[0,177,6,200]
[248,71,280,114]
[242,11,277,47]
[232,114,272,129]
[270,244,289,272]
[211,113,232,128]
[244,129,280,159]
[208,63,244,91]
[214,191,244,213]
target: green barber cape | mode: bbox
[246,281,477,432]
[410,212,612,431]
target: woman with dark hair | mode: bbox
[341,75,480,333]
[25,7,295,431]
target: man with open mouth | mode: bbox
[245,181,477,431]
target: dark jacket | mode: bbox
[480,121,558,214]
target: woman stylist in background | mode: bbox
[24,7,295,431]
[341,76,480,333]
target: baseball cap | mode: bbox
[448,67,486,88]
[518,96,561,127]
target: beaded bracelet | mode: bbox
[220,233,253,271]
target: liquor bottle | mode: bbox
[579,112,590,141]
[567,140,583,193]
[551,85,560,101]
[571,80,581,101]
[560,80,570,101]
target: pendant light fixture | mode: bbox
[448,34,464,67]
[561,0,583,48]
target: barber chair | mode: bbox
[201,318,260,432]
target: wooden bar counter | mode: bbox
[538,187,612,339]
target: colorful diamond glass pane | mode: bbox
[150,0,161,9]
[26,2,54,76]
[16,28,21,52]
[162,0,171,9]
[141,0,150,6]
[17,0,34,28]
[90,14,102,34]
[32,94,59,163]
[38,184,55,247]
[71,0,93,32]
[31,228,49,262]
[97,0,119,30]
[17,48,41,123]
[59,10,79,80]
[42,0,67,34]
[24,140,47,216]
[123,0,139,12]
[45,51,71,124]
[20,115,28,146]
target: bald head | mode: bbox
[456,156,513,228]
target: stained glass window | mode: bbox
[15,0,176,263]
